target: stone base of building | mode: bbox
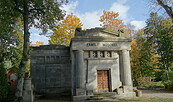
[75,88,86,96]
[72,86,139,101]
[73,95,90,102]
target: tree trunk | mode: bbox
[15,0,30,101]
[157,0,173,22]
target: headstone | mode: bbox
[23,78,34,102]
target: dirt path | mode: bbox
[142,89,173,99]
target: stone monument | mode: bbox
[71,28,135,101]
[30,27,136,101]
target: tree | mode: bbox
[130,38,141,86]
[0,0,67,100]
[145,12,173,86]
[156,18,173,81]
[99,10,125,31]
[49,13,83,46]
[0,63,9,101]
[156,0,173,22]
[30,41,44,47]
[130,29,159,86]
[99,10,131,38]
[0,18,23,101]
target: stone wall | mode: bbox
[30,45,71,96]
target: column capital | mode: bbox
[122,50,129,53]
[75,50,84,53]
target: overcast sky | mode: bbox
[30,0,151,44]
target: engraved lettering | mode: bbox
[86,43,118,47]
[86,43,98,46]
[102,43,117,47]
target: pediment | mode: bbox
[99,29,120,37]
[75,28,120,37]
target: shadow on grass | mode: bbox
[35,96,72,102]
[35,97,173,102]
[118,98,173,102]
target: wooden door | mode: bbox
[97,70,109,92]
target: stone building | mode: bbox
[31,28,135,101]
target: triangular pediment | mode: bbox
[75,27,121,37]
[100,29,120,37]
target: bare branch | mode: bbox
[157,0,173,22]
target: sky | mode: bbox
[30,0,152,45]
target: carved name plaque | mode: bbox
[86,43,118,47]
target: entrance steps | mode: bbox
[87,92,124,101]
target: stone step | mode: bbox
[88,92,122,101]
[93,92,117,97]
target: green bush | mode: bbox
[138,81,164,88]
[162,71,173,89]
[0,63,13,102]
[136,77,151,86]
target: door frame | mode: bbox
[96,69,111,92]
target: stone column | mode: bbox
[122,50,132,86]
[75,50,85,88]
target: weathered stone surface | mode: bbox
[23,90,34,102]
[30,45,71,96]
[71,27,135,100]
[30,27,136,101]
[23,78,34,102]
[116,88,123,95]
[123,86,133,93]
[76,88,86,96]
[136,90,142,97]
[73,95,90,102]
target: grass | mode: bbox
[121,98,173,102]
[35,96,72,102]
[35,99,71,102]
[35,98,173,102]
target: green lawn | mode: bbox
[35,100,70,102]
[35,98,173,102]
[119,98,173,102]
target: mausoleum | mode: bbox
[31,27,136,101]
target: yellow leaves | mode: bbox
[100,10,125,31]
[130,38,141,75]
[130,38,140,59]
[30,41,44,47]
[49,13,83,46]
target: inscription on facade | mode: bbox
[86,43,118,47]
[86,43,98,46]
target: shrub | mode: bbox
[137,77,151,85]
[0,63,13,102]
[162,71,173,89]
[138,81,164,89]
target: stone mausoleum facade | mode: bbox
[31,28,135,101]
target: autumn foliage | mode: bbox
[100,10,125,31]
[30,41,44,47]
[49,13,83,46]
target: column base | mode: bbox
[123,86,133,93]
[122,86,137,98]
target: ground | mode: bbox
[142,89,173,99]
[35,89,173,102]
